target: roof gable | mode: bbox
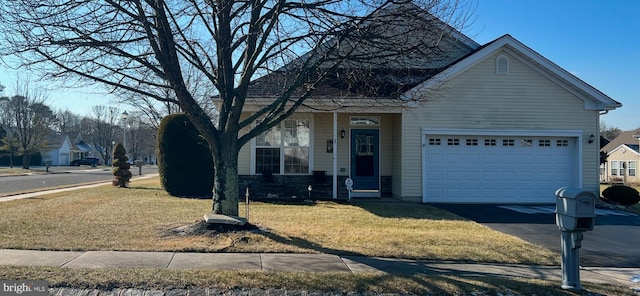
[609,143,640,157]
[602,128,640,152]
[403,34,622,111]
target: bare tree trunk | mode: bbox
[212,149,239,216]
[21,152,30,169]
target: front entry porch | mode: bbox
[238,174,392,200]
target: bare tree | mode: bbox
[1,80,57,169]
[0,0,473,216]
[600,121,623,140]
[126,112,157,162]
[88,106,120,166]
[55,109,84,133]
[0,127,21,168]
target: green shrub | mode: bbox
[112,143,132,187]
[157,113,214,198]
[601,185,640,206]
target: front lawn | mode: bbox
[5,177,639,295]
[0,177,557,265]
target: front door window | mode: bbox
[350,129,379,190]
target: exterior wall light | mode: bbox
[340,130,346,139]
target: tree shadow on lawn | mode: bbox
[127,185,171,193]
[351,200,466,221]
[257,228,365,257]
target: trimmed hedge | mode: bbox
[601,185,640,206]
[157,113,214,198]
[112,143,132,187]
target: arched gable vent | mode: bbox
[496,55,509,75]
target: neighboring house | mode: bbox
[600,129,640,184]
[69,133,99,162]
[41,133,73,166]
[41,133,98,166]
[234,5,621,203]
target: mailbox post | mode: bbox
[554,187,597,291]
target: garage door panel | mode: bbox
[424,134,576,203]
[483,154,499,163]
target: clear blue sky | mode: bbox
[0,0,638,130]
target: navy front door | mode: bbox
[350,129,379,191]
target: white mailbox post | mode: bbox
[554,187,597,291]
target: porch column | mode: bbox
[333,112,338,199]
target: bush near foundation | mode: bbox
[157,113,214,198]
[601,185,640,206]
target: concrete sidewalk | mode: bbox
[1,249,638,287]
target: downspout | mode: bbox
[333,112,338,199]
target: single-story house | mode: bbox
[600,129,640,184]
[41,132,97,165]
[41,133,72,166]
[235,4,621,203]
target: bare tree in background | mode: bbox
[54,109,84,134]
[0,0,474,216]
[1,80,57,169]
[89,106,120,166]
[600,121,624,140]
[126,112,157,163]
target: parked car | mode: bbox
[70,157,101,167]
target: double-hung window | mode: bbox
[255,119,310,175]
[611,161,619,176]
[629,161,637,177]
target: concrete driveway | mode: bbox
[434,204,640,268]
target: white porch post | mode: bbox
[333,112,338,199]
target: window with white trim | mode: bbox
[350,116,380,125]
[629,161,637,177]
[610,161,619,176]
[255,119,310,174]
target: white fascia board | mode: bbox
[404,35,621,111]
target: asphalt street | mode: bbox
[0,165,158,196]
[434,204,640,268]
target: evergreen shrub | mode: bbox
[112,143,132,187]
[601,185,640,206]
[157,113,214,198]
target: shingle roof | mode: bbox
[601,128,640,153]
[245,2,478,103]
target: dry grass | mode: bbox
[1,266,634,295]
[0,177,557,265]
[0,167,44,176]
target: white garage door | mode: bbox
[423,134,577,203]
